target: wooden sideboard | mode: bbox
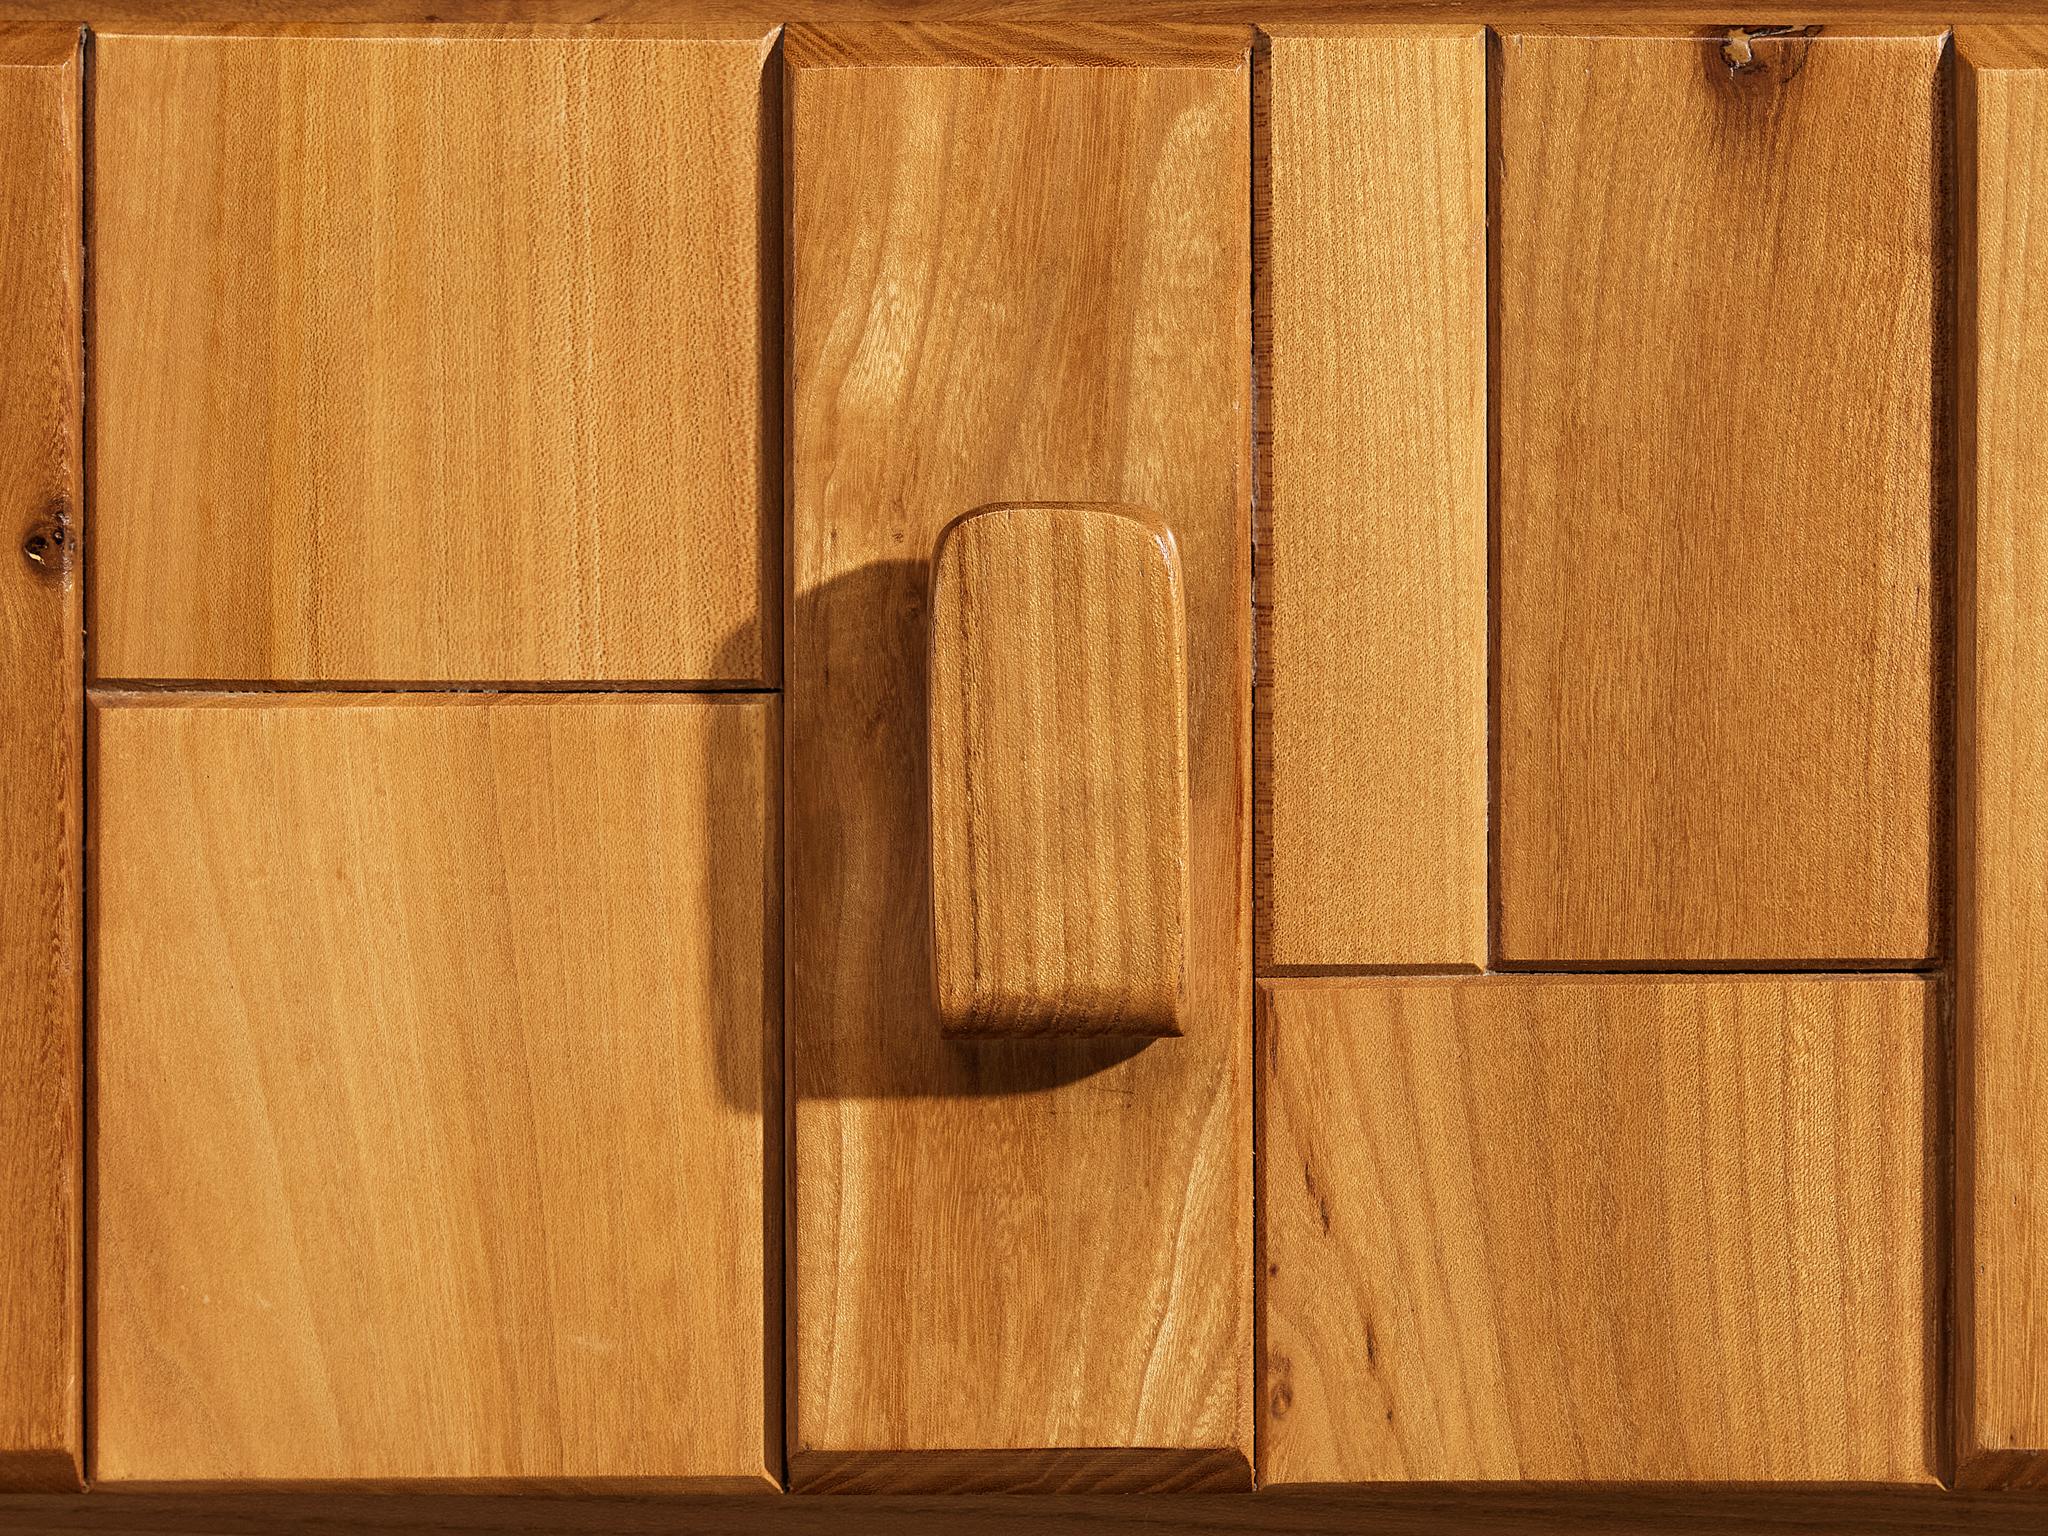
[2,5,2045,1530]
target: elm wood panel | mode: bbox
[928,505,1190,1040]
[91,27,776,685]
[787,29,1252,1488]
[1260,975,1935,1485]
[1957,24,2048,1493]
[1493,28,1941,966]
[1255,25,1486,971]
[0,24,80,1496]
[91,695,779,1488]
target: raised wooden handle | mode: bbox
[927,503,1190,1039]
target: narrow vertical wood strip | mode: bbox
[1956,24,2048,1492]
[0,22,83,1494]
[1254,25,1487,972]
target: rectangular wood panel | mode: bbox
[787,24,1252,1492]
[92,26,777,685]
[1255,25,1486,971]
[1261,975,1934,1484]
[0,23,80,1495]
[1493,28,1940,966]
[1958,24,2048,1493]
[92,696,779,1488]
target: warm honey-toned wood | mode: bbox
[787,25,1251,1489]
[1493,29,1941,967]
[92,695,779,1488]
[0,24,80,1496]
[1255,25,1485,972]
[91,26,777,685]
[1261,975,1935,1485]
[1957,24,2048,1493]
[928,504,1189,1039]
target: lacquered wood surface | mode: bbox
[1262,976,1934,1484]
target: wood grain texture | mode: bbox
[1260,975,1935,1485]
[1493,28,1941,966]
[929,504,1189,1039]
[1957,25,2048,1493]
[0,24,80,1496]
[787,25,1251,1489]
[1254,25,1485,972]
[91,695,779,1488]
[91,26,777,685]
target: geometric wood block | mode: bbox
[92,695,779,1488]
[929,503,1189,1038]
[1261,975,1935,1485]
[1255,26,1487,971]
[92,28,778,685]
[1494,29,1941,966]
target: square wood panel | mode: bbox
[91,696,778,1487]
[1260,975,1934,1485]
[91,28,777,685]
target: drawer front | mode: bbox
[91,28,776,686]
[90,696,778,1487]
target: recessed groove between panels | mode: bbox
[1256,964,1486,980]
[1489,960,1947,976]
[1256,959,1945,978]
[1259,966,1944,982]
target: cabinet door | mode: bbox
[91,26,776,686]
[786,24,1252,1493]
[91,697,778,1488]
[0,23,82,1495]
